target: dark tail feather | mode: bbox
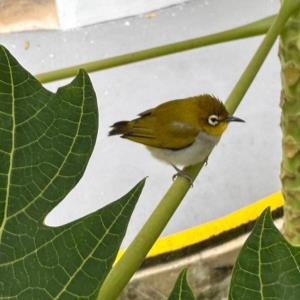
[108,121,129,136]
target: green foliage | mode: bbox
[167,269,195,300]
[0,45,145,299]
[229,208,300,300]
[1,0,299,296]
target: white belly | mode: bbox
[147,132,220,167]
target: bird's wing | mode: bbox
[123,112,199,150]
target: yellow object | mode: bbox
[109,95,244,167]
[115,191,284,262]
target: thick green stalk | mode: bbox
[97,2,299,300]
[280,5,300,244]
[36,15,274,84]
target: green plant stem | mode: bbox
[226,1,300,113]
[280,2,300,244]
[36,15,274,84]
[97,2,299,300]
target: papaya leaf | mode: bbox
[168,269,196,300]
[0,45,145,299]
[229,208,300,300]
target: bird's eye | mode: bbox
[208,115,219,126]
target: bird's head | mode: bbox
[197,95,244,137]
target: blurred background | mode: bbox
[0,0,280,248]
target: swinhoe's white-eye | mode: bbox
[109,94,244,180]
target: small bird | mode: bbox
[109,94,244,179]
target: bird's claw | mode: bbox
[172,170,193,187]
[204,157,209,166]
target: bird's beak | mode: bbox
[226,116,245,123]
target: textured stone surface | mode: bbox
[120,261,232,300]
[119,235,245,300]
[0,0,58,33]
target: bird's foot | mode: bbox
[204,156,209,166]
[171,164,193,187]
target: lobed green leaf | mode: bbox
[167,269,195,300]
[0,45,145,299]
[229,208,300,300]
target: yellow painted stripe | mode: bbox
[115,191,284,262]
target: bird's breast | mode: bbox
[147,131,220,167]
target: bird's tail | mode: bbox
[108,121,130,136]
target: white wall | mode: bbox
[56,0,189,29]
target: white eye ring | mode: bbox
[208,115,219,126]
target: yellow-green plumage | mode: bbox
[110,95,228,149]
[109,94,243,167]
